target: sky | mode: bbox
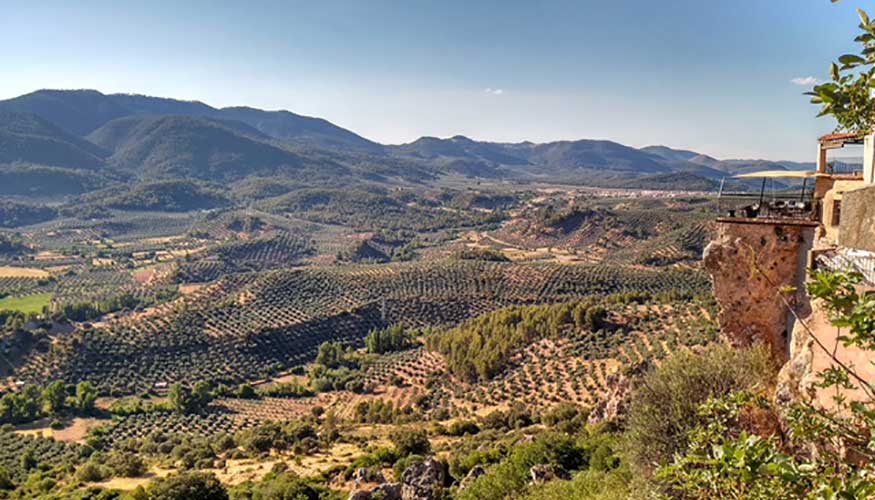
[0,0,870,161]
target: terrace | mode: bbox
[716,170,818,224]
[717,131,868,226]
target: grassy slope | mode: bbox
[0,293,53,314]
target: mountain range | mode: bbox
[0,89,814,194]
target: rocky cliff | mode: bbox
[703,219,816,361]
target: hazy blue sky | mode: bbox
[1,1,869,160]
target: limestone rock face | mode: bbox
[459,465,486,491]
[352,467,385,486]
[588,372,632,425]
[348,491,373,500]
[703,221,815,361]
[776,293,875,412]
[400,458,446,500]
[775,319,816,409]
[348,482,401,500]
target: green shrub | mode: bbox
[458,433,586,500]
[108,451,147,477]
[392,454,425,481]
[389,428,431,457]
[148,472,228,500]
[447,420,480,437]
[77,461,111,482]
[542,403,588,434]
[521,467,631,500]
[624,343,775,476]
[365,324,416,354]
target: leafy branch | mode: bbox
[808,7,875,132]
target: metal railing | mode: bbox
[815,248,875,286]
[716,173,818,221]
[826,161,864,176]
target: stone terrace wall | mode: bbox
[840,184,875,252]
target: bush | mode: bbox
[624,343,775,476]
[481,404,533,431]
[543,403,587,434]
[447,420,480,437]
[229,471,321,500]
[77,461,111,482]
[389,428,431,457]
[521,467,631,500]
[458,433,586,500]
[148,472,228,500]
[109,451,147,477]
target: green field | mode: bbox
[0,293,53,314]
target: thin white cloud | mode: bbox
[790,76,819,86]
[484,87,504,95]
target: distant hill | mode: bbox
[219,107,383,152]
[393,135,529,165]
[528,140,669,173]
[0,200,58,228]
[0,164,107,196]
[0,89,130,136]
[615,172,720,191]
[391,136,674,177]
[641,145,720,167]
[0,89,381,152]
[87,115,343,181]
[640,145,819,181]
[0,88,818,196]
[88,179,230,212]
[0,109,107,170]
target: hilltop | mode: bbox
[0,89,812,201]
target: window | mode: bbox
[832,200,842,227]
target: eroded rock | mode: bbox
[588,372,632,425]
[348,482,401,500]
[352,467,385,486]
[400,458,446,500]
[703,220,815,361]
[529,464,571,483]
[459,465,486,491]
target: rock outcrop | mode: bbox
[458,465,487,491]
[776,292,875,413]
[529,464,571,483]
[352,467,385,486]
[347,482,401,500]
[400,458,446,500]
[703,219,815,361]
[588,372,632,425]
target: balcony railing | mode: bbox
[718,193,816,221]
[825,161,864,176]
[815,248,875,286]
[716,172,817,221]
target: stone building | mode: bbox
[705,130,875,409]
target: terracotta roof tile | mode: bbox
[819,131,865,144]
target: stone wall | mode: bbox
[839,184,875,251]
[703,219,816,361]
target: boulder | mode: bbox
[588,372,631,425]
[352,467,385,486]
[458,465,486,491]
[529,464,571,484]
[400,458,445,500]
[347,482,401,500]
